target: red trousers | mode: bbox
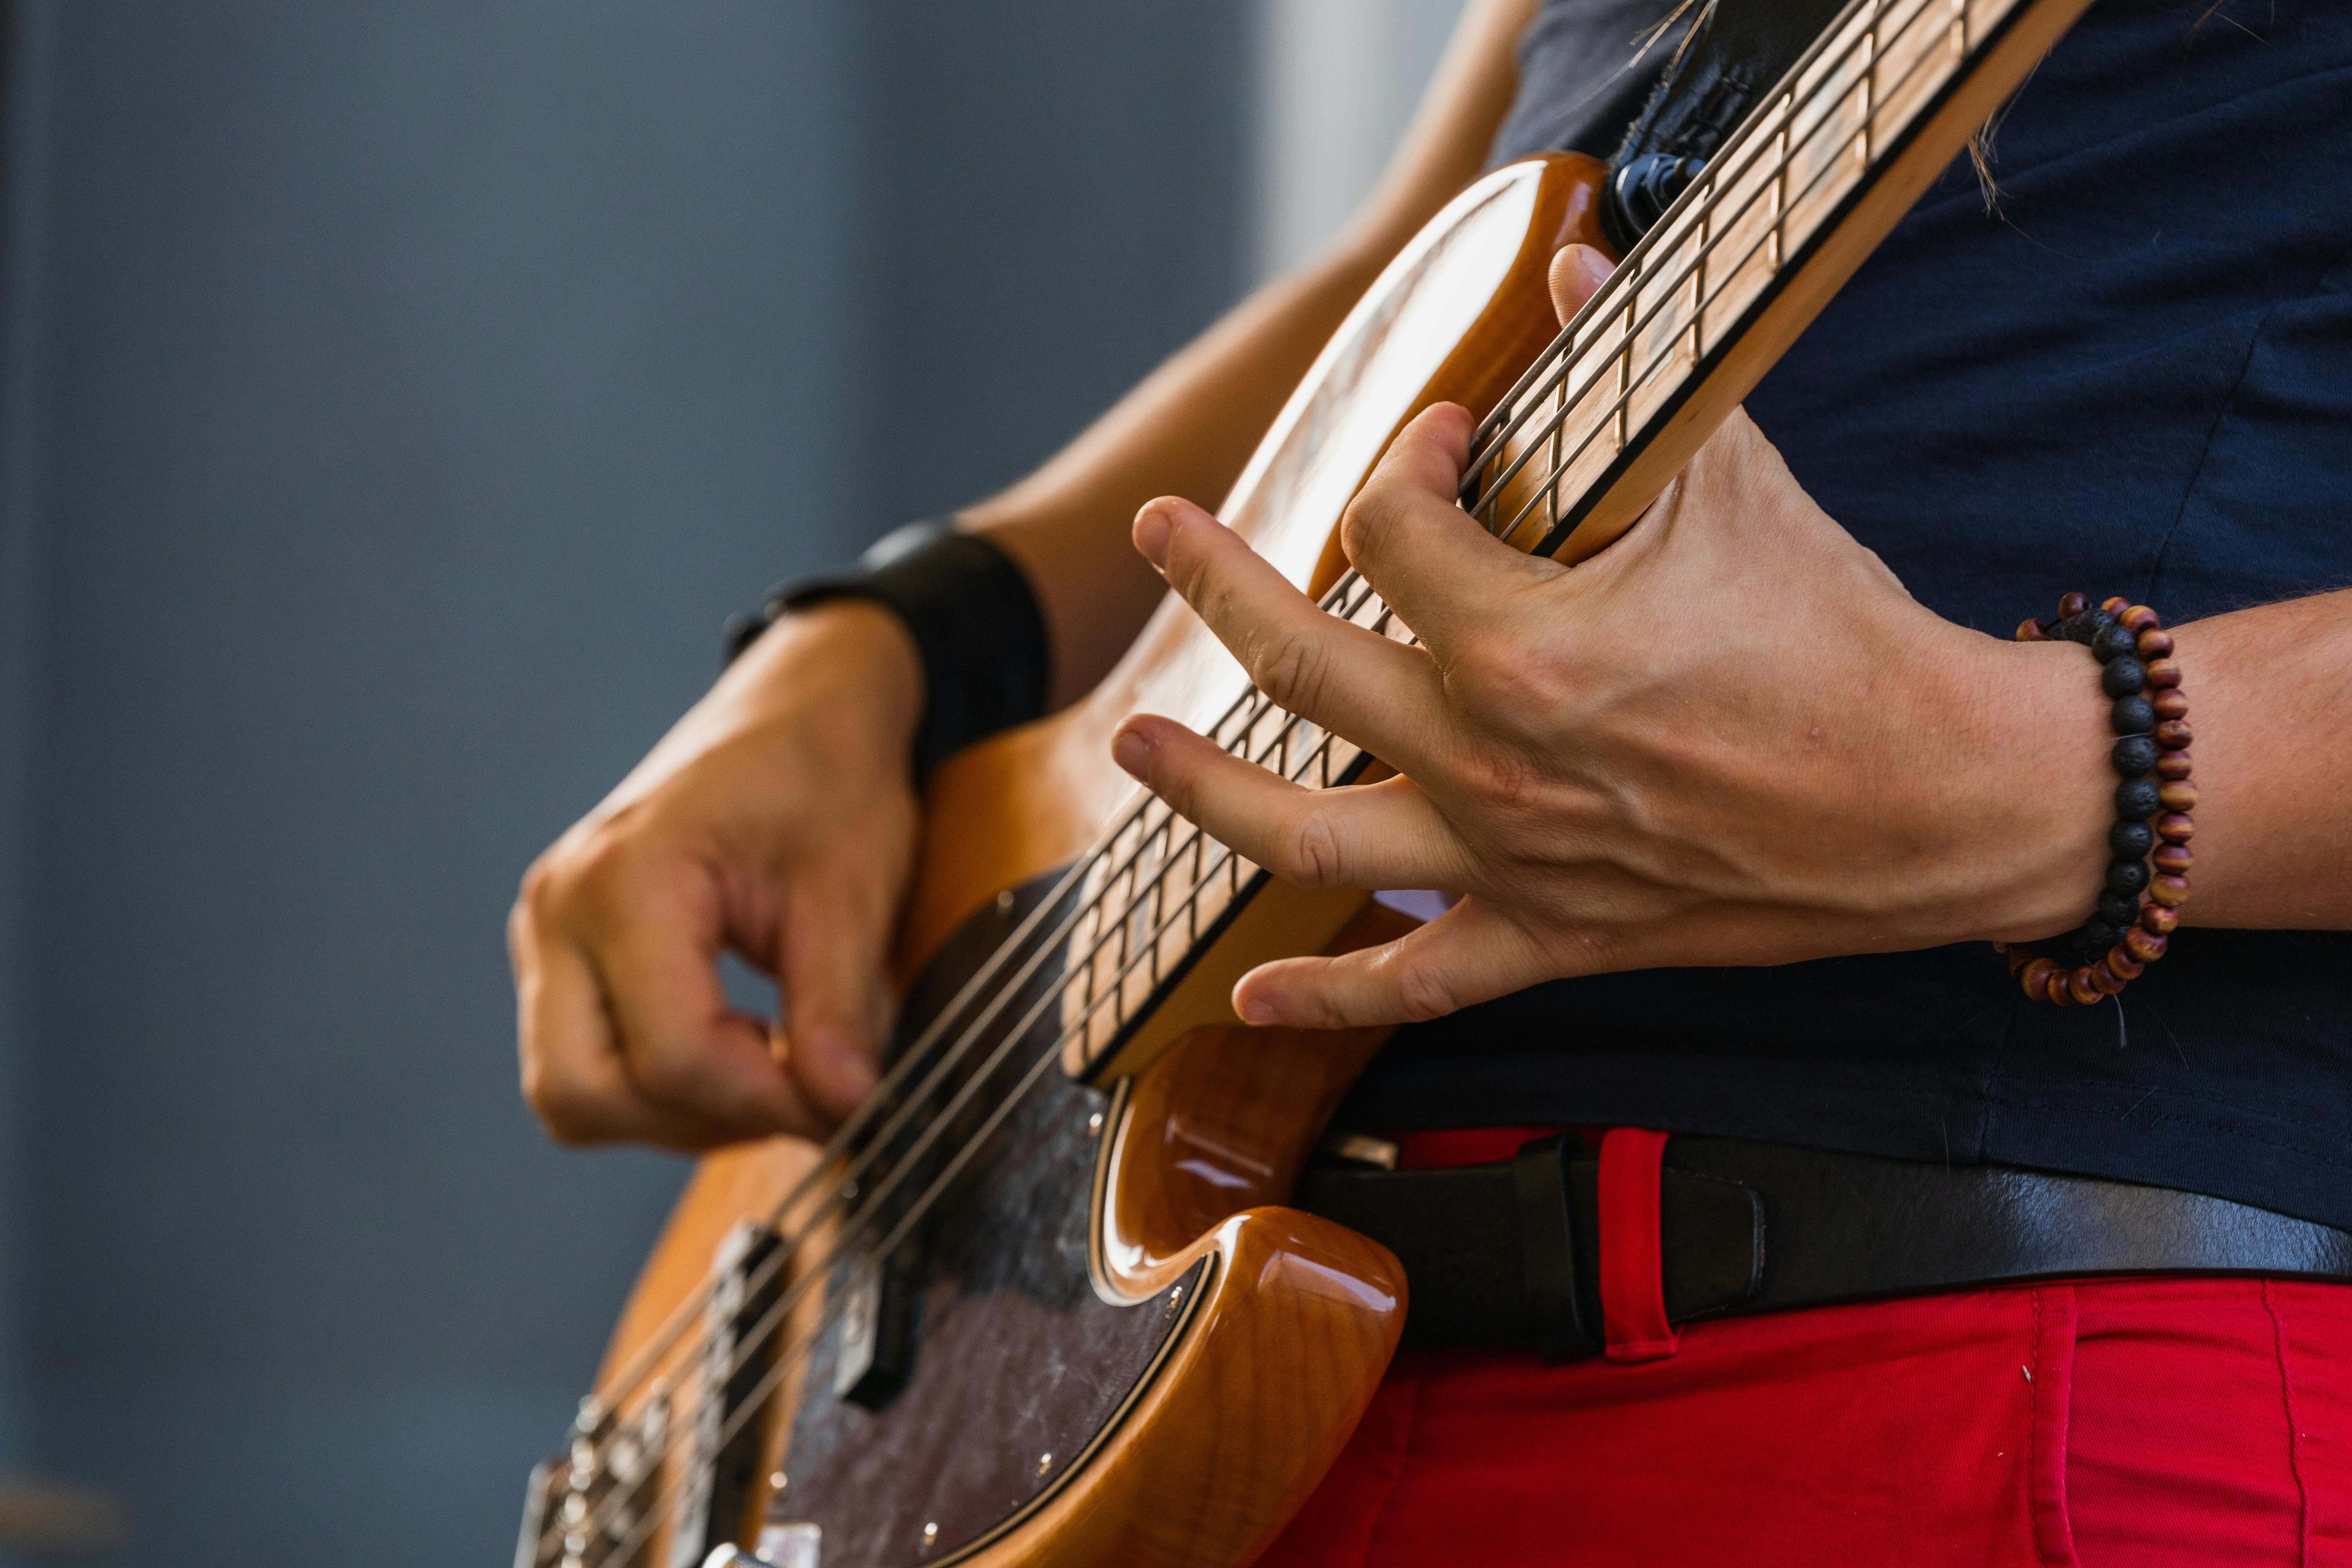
[1260,1132,2352,1566]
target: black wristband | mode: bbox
[724,519,1052,784]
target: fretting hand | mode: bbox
[1111,245,2114,1031]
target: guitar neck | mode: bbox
[1472,0,2094,565]
[1042,0,2096,1083]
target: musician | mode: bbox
[510,0,2352,1560]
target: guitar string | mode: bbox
[590,676,1407,1568]
[571,0,1924,1432]
[569,646,1343,1440]
[572,628,1399,1566]
[1458,0,1942,508]
[1455,0,1878,479]
[541,0,1962,1550]
[552,19,1930,1550]
[545,624,1386,1559]
[565,604,1376,1436]
[548,12,1936,1549]
[1475,0,1939,472]
[569,561,1403,1449]
[1468,2,1955,546]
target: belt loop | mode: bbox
[1598,1127,1680,1363]
[1511,1134,1597,1361]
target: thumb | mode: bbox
[1230,897,1555,1031]
[776,866,892,1123]
[1549,242,1613,326]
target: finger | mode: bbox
[775,863,892,1124]
[1113,714,1470,892]
[509,893,738,1151]
[583,868,840,1141]
[1338,403,1550,652]
[1548,241,1614,327]
[1231,897,1556,1030]
[1134,494,1450,771]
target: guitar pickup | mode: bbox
[832,1227,926,1411]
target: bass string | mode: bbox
[571,651,1312,1428]
[549,596,1393,1561]
[1458,0,1938,534]
[577,628,1354,1431]
[1459,0,1942,499]
[573,24,1951,1485]
[554,12,1930,1537]
[558,0,1953,1527]
[564,652,1393,1566]
[593,671,1406,1568]
[643,0,1959,1495]
[1470,0,1959,546]
[1447,0,1887,472]
[570,836,1123,1430]
[605,2,1997,1555]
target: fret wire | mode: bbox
[1469,0,1943,532]
[578,657,1389,1561]
[555,0,1947,1476]
[551,2,2004,1549]
[1461,0,1931,491]
[1470,0,1956,545]
[559,670,1378,1555]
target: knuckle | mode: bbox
[1275,808,1345,890]
[515,852,566,924]
[520,1062,605,1147]
[567,827,638,900]
[1339,485,1405,569]
[625,1040,702,1107]
[1452,637,1573,737]
[1392,955,1461,1023]
[1248,628,1327,715]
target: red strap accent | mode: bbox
[1394,1125,1565,1170]
[1598,1127,1680,1363]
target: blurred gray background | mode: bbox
[0,0,1460,1561]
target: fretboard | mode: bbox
[1467,0,2072,555]
[1056,0,2090,1076]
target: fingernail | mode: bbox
[1112,725,1151,777]
[1239,996,1278,1026]
[1566,243,1612,285]
[813,1029,876,1094]
[1132,503,1172,571]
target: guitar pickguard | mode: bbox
[773,879,1205,1568]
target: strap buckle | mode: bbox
[1511,1134,1601,1361]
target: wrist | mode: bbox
[730,598,924,761]
[1933,630,2114,942]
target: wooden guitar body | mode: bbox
[532,4,2098,1560]
[565,153,1612,1568]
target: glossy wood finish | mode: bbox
[583,6,2098,1554]
[898,153,1609,1024]
[1482,0,2099,568]
[1094,907,1415,1285]
[585,1136,826,1561]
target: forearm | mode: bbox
[2165,588,2352,929]
[967,253,1403,706]
[968,0,1536,706]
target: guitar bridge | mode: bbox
[667,1222,786,1568]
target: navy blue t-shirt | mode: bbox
[1351,0,2352,1229]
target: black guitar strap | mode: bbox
[1601,0,1853,250]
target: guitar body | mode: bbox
[574,153,1612,1568]
[540,5,2101,1559]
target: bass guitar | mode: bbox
[519,0,2092,1561]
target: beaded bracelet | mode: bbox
[1992,593,2196,1006]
